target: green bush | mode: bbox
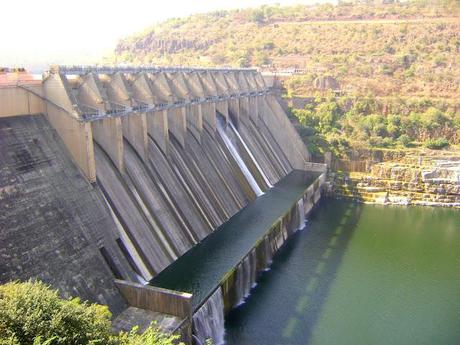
[0,281,112,345]
[0,281,183,345]
[424,137,449,149]
[118,325,182,345]
[398,134,412,147]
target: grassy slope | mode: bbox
[112,1,460,156]
[113,1,459,99]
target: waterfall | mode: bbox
[275,229,285,251]
[228,121,274,189]
[217,118,263,196]
[262,236,274,269]
[235,249,258,306]
[136,274,148,285]
[193,288,225,345]
[297,198,306,231]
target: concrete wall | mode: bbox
[92,118,124,172]
[115,280,192,319]
[0,85,44,117]
[42,73,98,182]
[114,279,193,344]
[45,105,96,182]
[186,104,203,141]
[167,107,187,147]
[201,102,216,131]
[147,110,169,153]
[0,115,132,315]
[122,112,148,161]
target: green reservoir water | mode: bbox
[225,199,460,345]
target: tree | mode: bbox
[420,107,449,130]
[250,9,266,25]
[0,281,112,345]
[315,99,342,133]
[0,281,183,345]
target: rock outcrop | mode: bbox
[313,75,339,91]
[331,150,460,208]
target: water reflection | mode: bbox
[225,199,460,345]
[226,199,363,345]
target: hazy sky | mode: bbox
[0,0,334,71]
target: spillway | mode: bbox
[229,121,273,189]
[193,288,225,345]
[217,116,264,197]
[94,142,179,277]
[151,170,324,344]
[297,198,306,230]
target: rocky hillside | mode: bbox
[113,1,459,99]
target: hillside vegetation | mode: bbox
[114,1,458,97]
[113,0,460,156]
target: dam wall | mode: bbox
[0,115,132,316]
[0,84,45,117]
[0,66,321,343]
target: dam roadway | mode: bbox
[150,169,321,309]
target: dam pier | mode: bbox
[0,66,326,344]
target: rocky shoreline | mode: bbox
[329,150,460,208]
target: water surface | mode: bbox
[151,170,320,309]
[226,199,460,345]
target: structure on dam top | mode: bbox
[0,65,325,344]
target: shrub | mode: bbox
[424,137,449,149]
[0,281,182,345]
[381,137,395,147]
[0,280,112,345]
[118,325,183,345]
[398,134,412,147]
[297,126,316,137]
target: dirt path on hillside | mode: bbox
[274,17,459,25]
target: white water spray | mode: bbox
[234,249,258,307]
[228,121,274,189]
[193,288,225,345]
[297,198,306,231]
[217,119,263,196]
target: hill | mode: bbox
[113,1,458,98]
[112,1,460,156]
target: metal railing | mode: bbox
[74,89,272,122]
[54,65,258,76]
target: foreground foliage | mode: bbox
[118,326,181,345]
[0,281,182,345]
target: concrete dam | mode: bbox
[0,66,326,344]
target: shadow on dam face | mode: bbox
[225,198,363,345]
